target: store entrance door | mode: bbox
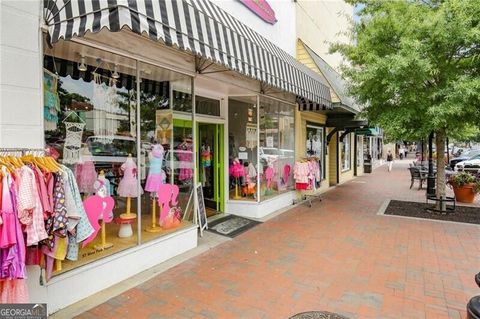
[197,123,224,216]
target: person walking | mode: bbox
[387,150,393,172]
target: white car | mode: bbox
[455,154,480,172]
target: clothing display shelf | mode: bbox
[293,156,322,207]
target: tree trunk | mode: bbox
[435,128,446,211]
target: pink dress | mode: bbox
[178,147,193,181]
[75,156,97,193]
[145,146,166,192]
[15,166,48,246]
[117,158,143,197]
[1,172,26,280]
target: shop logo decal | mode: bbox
[238,0,277,25]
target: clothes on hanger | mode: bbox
[178,139,193,182]
[0,153,96,296]
[294,158,321,190]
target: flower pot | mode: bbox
[452,183,477,203]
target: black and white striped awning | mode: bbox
[43,0,332,110]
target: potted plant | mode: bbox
[448,171,480,203]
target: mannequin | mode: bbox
[117,154,142,219]
[201,142,212,187]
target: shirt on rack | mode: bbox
[16,166,49,246]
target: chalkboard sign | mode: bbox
[195,183,208,236]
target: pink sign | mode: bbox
[82,195,115,248]
[238,0,277,25]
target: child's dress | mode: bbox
[145,145,166,192]
[117,158,143,197]
[178,144,193,181]
[75,155,97,194]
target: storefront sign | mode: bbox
[195,183,208,236]
[238,0,277,25]
[266,136,274,148]
[156,110,173,144]
[238,152,248,160]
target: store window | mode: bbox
[356,135,364,166]
[259,96,295,201]
[228,96,258,201]
[42,45,194,276]
[196,96,221,116]
[43,50,139,274]
[306,123,326,179]
[341,133,351,171]
[138,61,194,243]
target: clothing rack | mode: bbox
[293,157,322,208]
[0,148,46,156]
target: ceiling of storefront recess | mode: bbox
[43,35,190,83]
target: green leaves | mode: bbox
[333,0,480,141]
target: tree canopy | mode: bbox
[332,0,480,141]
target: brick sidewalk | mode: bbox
[77,161,479,319]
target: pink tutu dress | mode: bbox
[178,146,193,181]
[75,156,97,193]
[117,158,143,197]
[145,145,166,192]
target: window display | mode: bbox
[138,61,194,241]
[41,45,194,276]
[259,97,295,201]
[341,133,351,171]
[306,124,325,180]
[228,96,258,201]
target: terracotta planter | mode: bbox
[452,183,477,203]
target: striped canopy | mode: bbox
[43,0,332,110]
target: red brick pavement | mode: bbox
[76,161,480,319]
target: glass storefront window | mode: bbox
[228,96,258,201]
[43,50,139,274]
[42,45,194,275]
[306,124,326,179]
[138,62,194,243]
[341,133,351,171]
[259,96,295,201]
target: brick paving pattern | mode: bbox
[77,161,480,319]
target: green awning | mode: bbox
[355,128,379,136]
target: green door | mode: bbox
[197,123,224,213]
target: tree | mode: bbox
[332,0,480,210]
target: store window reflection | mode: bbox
[259,96,295,201]
[228,96,258,201]
[138,62,194,243]
[43,50,138,275]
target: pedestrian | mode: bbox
[387,150,393,172]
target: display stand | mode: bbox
[55,259,62,271]
[293,193,322,208]
[233,177,242,199]
[145,197,162,232]
[94,221,113,250]
[120,197,137,220]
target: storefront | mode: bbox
[1,0,332,312]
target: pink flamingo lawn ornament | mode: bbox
[82,195,115,248]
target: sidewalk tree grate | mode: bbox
[289,311,350,319]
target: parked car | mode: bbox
[455,154,480,172]
[450,149,480,169]
[85,135,138,166]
